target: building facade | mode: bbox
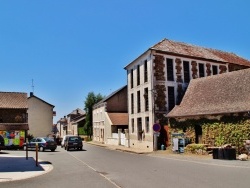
[124,38,250,151]
[0,92,28,149]
[27,92,55,137]
[93,86,128,145]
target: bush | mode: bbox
[185,144,207,155]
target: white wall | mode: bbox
[28,97,54,137]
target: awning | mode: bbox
[0,123,29,131]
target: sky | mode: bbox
[1,0,250,123]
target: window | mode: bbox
[131,93,134,114]
[212,65,218,75]
[137,91,141,113]
[198,63,205,77]
[137,118,142,140]
[131,118,134,133]
[168,86,175,111]
[130,69,134,88]
[167,58,174,81]
[137,65,140,86]
[144,60,148,83]
[183,61,190,83]
[145,117,149,133]
[144,88,149,111]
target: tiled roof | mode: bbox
[167,68,250,118]
[151,39,250,67]
[108,113,128,126]
[67,108,85,116]
[94,85,127,107]
[0,92,28,109]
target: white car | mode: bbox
[61,135,73,148]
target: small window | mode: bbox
[167,58,174,81]
[212,65,218,75]
[168,86,175,111]
[144,88,149,111]
[137,91,141,113]
[131,119,134,133]
[130,69,134,88]
[145,117,149,133]
[131,94,134,114]
[144,60,148,83]
[198,63,205,77]
[137,65,140,86]
[183,61,190,83]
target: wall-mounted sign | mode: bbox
[153,123,161,132]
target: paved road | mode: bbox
[1,143,250,188]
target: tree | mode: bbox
[84,92,104,138]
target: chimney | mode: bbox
[30,92,34,97]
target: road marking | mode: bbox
[67,152,121,188]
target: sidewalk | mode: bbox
[87,141,250,168]
[0,153,53,182]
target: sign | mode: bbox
[153,123,161,132]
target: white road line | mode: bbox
[67,152,121,188]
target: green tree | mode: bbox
[84,92,104,138]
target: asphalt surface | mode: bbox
[0,142,250,183]
[0,151,53,182]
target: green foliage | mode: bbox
[170,116,250,154]
[185,144,207,154]
[78,127,87,135]
[84,92,104,138]
[202,120,250,154]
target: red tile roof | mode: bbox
[167,68,250,118]
[151,39,250,67]
[0,92,28,109]
[108,113,128,126]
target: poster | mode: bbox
[0,130,25,147]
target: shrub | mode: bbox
[185,144,207,155]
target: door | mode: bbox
[120,133,125,146]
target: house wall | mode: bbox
[126,50,230,151]
[93,105,106,143]
[106,87,128,112]
[28,97,54,137]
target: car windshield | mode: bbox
[44,137,55,142]
[69,137,80,141]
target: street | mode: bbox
[1,143,250,188]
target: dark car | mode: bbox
[23,137,57,152]
[64,136,83,151]
[0,135,5,150]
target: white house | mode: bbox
[27,92,55,137]
[93,86,128,146]
[124,38,250,151]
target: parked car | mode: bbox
[23,137,57,152]
[61,135,73,148]
[0,135,5,150]
[64,136,83,151]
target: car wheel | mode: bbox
[51,149,55,152]
[39,146,44,152]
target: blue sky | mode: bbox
[1,1,250,123]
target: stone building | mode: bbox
[124,38,250,151]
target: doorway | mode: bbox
[195,124,202,144]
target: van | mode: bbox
[61,135,73,148]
